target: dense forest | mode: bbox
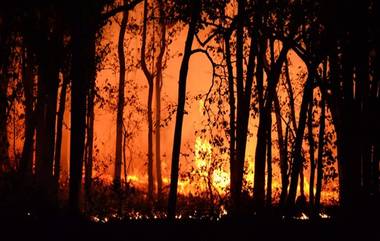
[0,0,379,239]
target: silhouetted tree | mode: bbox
[54,61,70,189]
[32,5,64,210]
[314,60,327,217]
[0,10,12,172]
[68,0,142,214]
[307,93,315,210]
[168,0,201,219]
[114,0,129,190]
[155,0,167,204]
[141,0,155,202]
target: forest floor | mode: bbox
[1,212,379,241]
[2,176,379,240]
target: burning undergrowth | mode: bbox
[83,178,335,223]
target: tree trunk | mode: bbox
[167,0,200,219]
[0,63,9,172]
[286,67,315,212]
[85,79,95,200]
[299,161,305,197]
[20,47,35,179]
[83,24,97,206]
[141,0,155,202]
[0,18,11,172]
[114,3,128,190]
[69,5,96,214]
[155,0,166,203]
[308,98,315,210]
[231,0,257,214]
[285,59,298,132]
[232,0,245,214]
[147,79,154,202]
[54,66,69,191]
[340,40,361,217]
[274,93,288,208]
[224,33,236,212]
[266,110,272,209]
[314,83,326,217]
[123,126,128,189]
[254,45,289,210]
[34,14,62,209]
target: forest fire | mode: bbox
[1,2,379,239]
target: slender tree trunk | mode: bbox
[167,0,200,219]
[299,161,305,197]
[20,48,35,178]
[0,65,9,172]
[114,3,128,190]
[123,126,128,189]
[353,1,370,199]
[232,0,245,214]
[54,67,69,191]
[224,33,236,212]
[308,99,315,210]
[147,79,154,201]
[254,45,289,210]
[155,68,163,202]
[327,45,346,209]
[84,34,97,206]
[265,38,276,210]
[274,93,288,208]
[286,67,315,211]
[84,89,95,198]
[266,111,272,209]
[285,59,298,132]
[231,0,257,214]
[0,20,10,172]
[155,0,166,202]
[141,0,155,202]
[315,84,326,217]
[341,39,361,216]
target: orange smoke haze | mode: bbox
[6,3,339,205]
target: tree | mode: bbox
[230,0,257,214]
[140,0,170,203]
[141,0,156,202]
[20,44,36,179]
[33,5,64,210]
[321,0,378,217]
[68,0,142,214]
[0,10,12,172]
[254,37,290,211]
[253,0,304,211]
[273,91,288,208]
[314,60,327,217]
[54,54,70,191]
[114,0,129,190]
[307,91,315,210]
[167,0,201,219]
[155,0,166,204]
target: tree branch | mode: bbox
[195,30,218,48]
[101,0,143,21]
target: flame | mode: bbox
[297,212,309,220]
[192,136,231,194]
[89,118,338,207]
[194,137,212,170]
[198,99,205,114]
[127,175,140,182]
[212,169,229,192]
